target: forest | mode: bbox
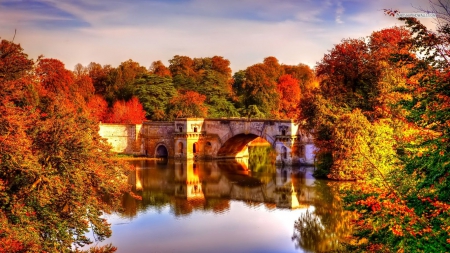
[80,55,316,123]
[1,5,450,253]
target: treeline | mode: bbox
[296,11,450,252]
[77,55,315,123]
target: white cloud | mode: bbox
[335,0,345,24]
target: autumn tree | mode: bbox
[167,55,238,118]
[167,90,208,119]
[300,27,415,179]
[233,57,283,118]
[282,63,316,92]
[72,64,95,102]
[87,62,114,96]
[87,95,109,122]
[0,40,130,252]
[276,74,301,119]
[36,58,74,96]
[341,13,450,252]
[107,96,147,124]
[149,60,171,77]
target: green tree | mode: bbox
[235,57,282,117]
[133,74,176,121]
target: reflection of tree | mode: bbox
[249,145,277,171]
[248,146,277,185]
[204,198,230,214]
[292,181,354,252]
[292,210,331,252]
[120,191,171,218]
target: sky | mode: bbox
[0,0,439,73]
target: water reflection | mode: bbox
[115,158,353,252]
[123,160,318,218]
[292,181,355,252]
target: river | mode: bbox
[86,153,354,253]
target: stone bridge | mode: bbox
[99,118,315,165]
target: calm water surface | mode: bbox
[95,158,353,253]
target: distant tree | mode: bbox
[87,95,109,122]
[168,55,196,78]
[107,96,147,124]
[282,63,315,92]
[149,60,171,77]
[87,62,113,96]
[235,57,282,117]
[133,74,176,121]
[276,74,301,119]
[167,90,208,119]
[36,58,74,96]
[73,64,95,101]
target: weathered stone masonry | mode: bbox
[99,118,315,165]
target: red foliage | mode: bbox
[276,74,301,118]
[106,96,146,124]
[35,58,74,96]
[87,95,109,122]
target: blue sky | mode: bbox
[0,0,437,73]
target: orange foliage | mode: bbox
[106,96,146,124]
[169,90,208,118]
[35,58,74,96]
[87,95,109,122]
[276,74,301,119]
[73,74,95,101]
[150,60,171,77]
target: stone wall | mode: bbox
[99,123,141,154]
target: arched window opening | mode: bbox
[179,126,183,132]
[282,129,286,136]
[193,142,198,154]
[178,142,184,154]
[194,127,198,133]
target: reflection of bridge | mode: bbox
[99,118,315,165]
[130,160,316,211]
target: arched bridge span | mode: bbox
[98,118,315,165]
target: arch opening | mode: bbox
[216,134,272,158]
[155,145,168,158]
[193,142,198,154]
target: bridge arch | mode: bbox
[155,143,169,158]
[216,133,273,158]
